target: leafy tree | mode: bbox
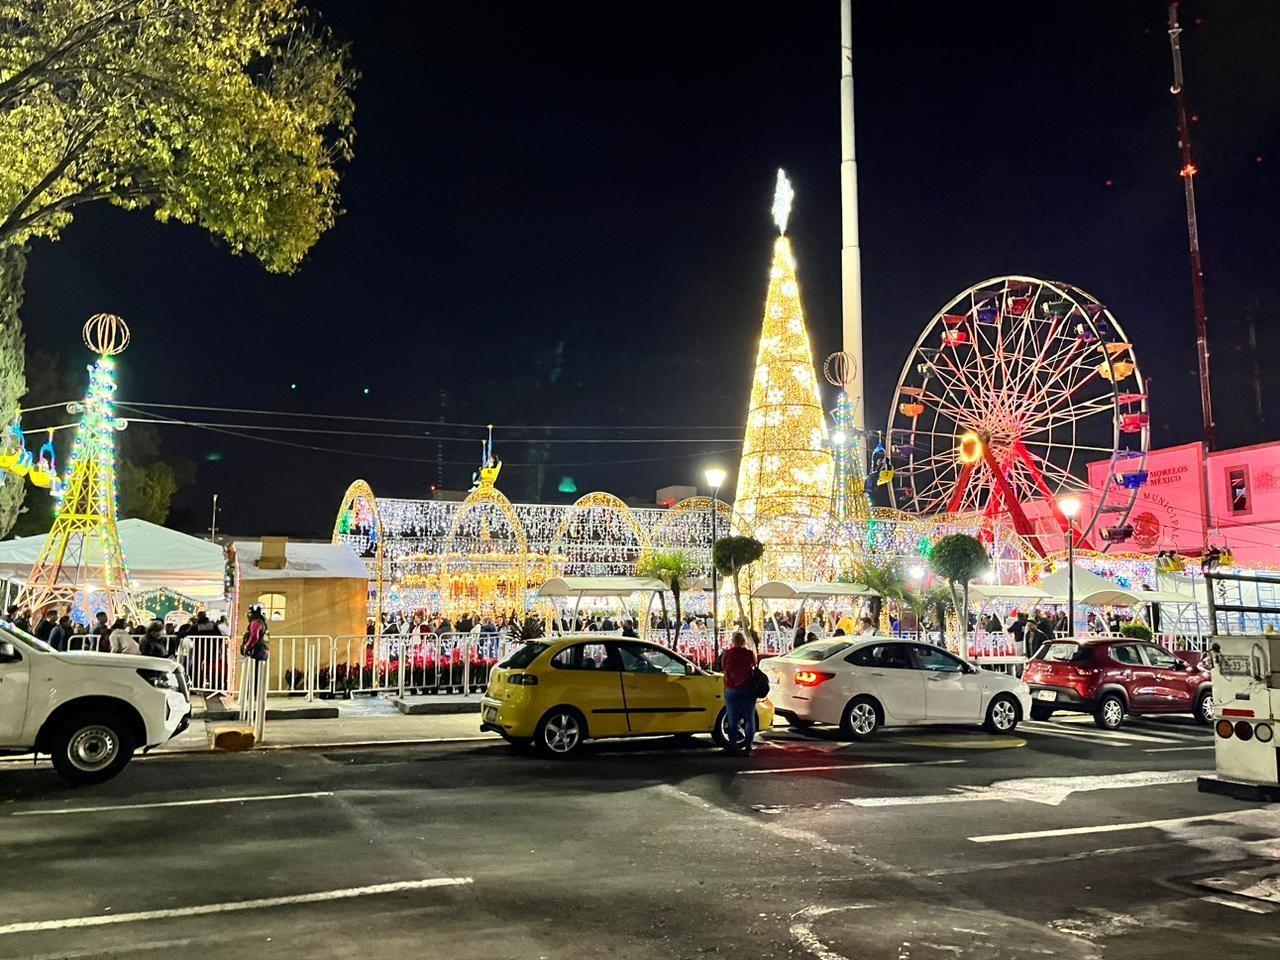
[929,534,991,647]
[119,459,177,524]
[0,245,25,537]
[848,559,906,624]
[712,535,764,632]
[637,549,694,648]
[920,586,955,634]
[1119,622,1153,641]
[0,0,357,273]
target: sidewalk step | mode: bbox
[204,696,341,721]
[391,695,482,715]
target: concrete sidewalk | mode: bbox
[163,710,495,753]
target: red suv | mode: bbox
[1022,639,1212,730]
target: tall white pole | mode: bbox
[840,0,867,473]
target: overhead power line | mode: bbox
[117,400,739,432]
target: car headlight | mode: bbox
[137,668,180,690]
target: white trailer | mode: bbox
[1197,571,1280,801]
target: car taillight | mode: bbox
[794,670,834,687]
[1216,719,1234,739]
[508,673,538,685]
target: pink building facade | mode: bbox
[1087,440,1280,568]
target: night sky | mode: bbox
[16,0,1280,536]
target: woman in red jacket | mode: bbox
[721,631,757,755]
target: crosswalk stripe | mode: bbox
[1021,721,1172,744]
[1019,726,1129,748]
[1055,715,1207,741]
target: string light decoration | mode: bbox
[439,459,534,618]
[17,315,139,620]
[824,351,869,521]
[550,492,651,577]
[332,477,1049,618]
[733,170,834,580]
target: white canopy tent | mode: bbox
[0,518,227,607]
[968,583,1051,604]
[750,580,877,601]
[536,576,668,637]
[750,581,879,652]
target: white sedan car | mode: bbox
[762,637,1031,738]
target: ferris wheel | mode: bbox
[885,276,1150,556]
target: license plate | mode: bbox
[1035,690,1057,702]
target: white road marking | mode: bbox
[11,791,334,817]
[970,813,1228,843]
[740,759,965,775]
[922,842,1169,875]
[0,878,473,936]
[790,904,869,960]
[1017,726,1129,748]
[1021,721,1173,744]
[1143,745,1215,753]
[846,769,1205,809]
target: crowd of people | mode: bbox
[2,604,230,659]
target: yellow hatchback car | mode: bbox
[481,635,774,756]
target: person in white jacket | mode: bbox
[109,619,140,655]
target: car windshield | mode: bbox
[0,621,53,653]
[498,642,549,669]
[783,640,851,662]
[1039,642,1091,663]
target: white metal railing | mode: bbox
[180,634,234,695]
[237,655,269,742]
[65,634,105,652]
[65,632,235,695]
[217,631,525,701]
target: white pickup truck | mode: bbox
[0,621,192,784]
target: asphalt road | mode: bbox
[2,714,1277,960]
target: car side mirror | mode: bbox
[1173,660,1188,671]
[0,640,19,663]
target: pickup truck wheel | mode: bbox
[49,713,135,785]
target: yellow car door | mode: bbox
[544,641,629,738]
[616,642,711,734]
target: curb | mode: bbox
[0,735,499,766]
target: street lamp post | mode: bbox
[1059,496,1081,638]
[705,467,727,656]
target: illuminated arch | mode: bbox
[551,492,651,576]
[440,474,530,618]
[333,479,383,631]
[333,479,381,546]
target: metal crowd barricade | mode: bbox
[183,634,234,695]
[65,634,105,652]
[236,655,269,743]
[266,635,330,700]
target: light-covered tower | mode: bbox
[734,170,834,537]
[17,314,138,620]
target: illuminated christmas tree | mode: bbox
[734,171,834,534]
[17,315,138,620]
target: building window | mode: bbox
[257,592,287,621]
[1226,466,1250,515]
